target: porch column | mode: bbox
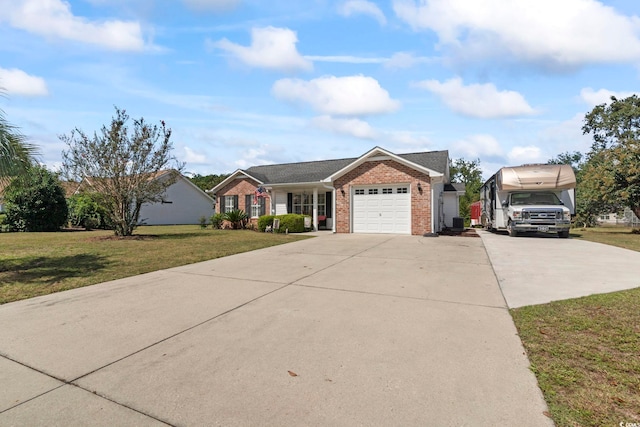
[313,187,318,231]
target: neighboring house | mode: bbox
[1,172,215,226]
[76,171,214,226]
[211,147,465,235]
[597,208,640,227]
[137,172,215,225]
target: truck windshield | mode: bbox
[510,192,562,206]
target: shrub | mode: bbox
[199,215,208,229]
[257,215,276,232]
[257,214,311,233]
[3,166,68,232]
[277,214,311,233]
[210,213,224,229]
[67,193,104,230]
[223,209,248,229]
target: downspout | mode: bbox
[321,182,336,233]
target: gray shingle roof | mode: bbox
[444,183,466,192]
[243,150,449,184]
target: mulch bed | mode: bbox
[438,228,480,237]
[87,235,159,241]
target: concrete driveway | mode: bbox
[478,230,640,308]
[0,234,552,426]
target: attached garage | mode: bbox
[352,185,411,234]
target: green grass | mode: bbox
[0,225,310,304]
[570,226,640,252]
[512,290,640,426]
[512,226,640,426]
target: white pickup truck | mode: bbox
[480,164,576,238]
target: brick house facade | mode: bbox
[211,147,463,235]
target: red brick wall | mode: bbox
[216,178,271,222]
[333,160,432,235]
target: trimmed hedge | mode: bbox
[257,215,276,232]
[258,214,311,233]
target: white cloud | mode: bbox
[540,113,593,154]
[213,27,313,72]
[393,0,640,69]
[507,145,544,165]
[452,134,504,159]
[304,55,386,64]
[0,0,147,51]
[386,131,431,147]
[234,147,276,169]
[338,0,387,26]
[182,0,240,12]
[384,52,419,69]
[415,77,535,118]
[182,146,208,164]
[311,115,377,139]
[579,87,638,107]
[0,67,48,96]
[272,75,401,116]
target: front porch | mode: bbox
[267,185,335,232]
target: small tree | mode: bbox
[449,158,482,222]
[61,107,184,236]
[4,166,68,231]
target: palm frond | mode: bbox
[0,108,40,178]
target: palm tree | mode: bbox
[0,107,39,180]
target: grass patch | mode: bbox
[571,226,640,252]
[512,289,640,426]
[0,225,310,304]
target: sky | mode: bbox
[1,0,639,179]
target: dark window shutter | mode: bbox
[260,197,266,216]
[325,191,332,218]
[233,195,239,211]
[245,194,252,213]
[287,193,293,213]
[220,196,225,213]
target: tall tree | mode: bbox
[449,158,483,222]
[582,95,640,220]
[547,151,600,228]
[547,151,584,173]
[0,107,39,180]
[61,107,184,236]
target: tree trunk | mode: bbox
[633,206,640,225]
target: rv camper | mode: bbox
[480,164,576,238]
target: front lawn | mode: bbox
[0,226,310,304]
[571,226,640,252]
[512,289,640,426]
[513,226,640,426]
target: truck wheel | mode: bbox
[558,230,569,239]
[507,221,517,237]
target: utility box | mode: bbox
[452,217,464,231]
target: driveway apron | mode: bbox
[0,234,552,426]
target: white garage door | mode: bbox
[352,185,411,234]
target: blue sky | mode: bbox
[1,0,639,179]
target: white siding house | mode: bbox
[138,174,215,225]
